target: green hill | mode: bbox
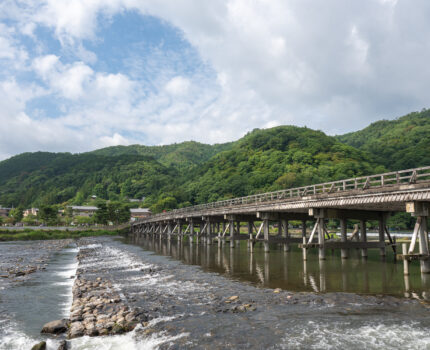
[89,141,233,170]
[184,126,384,204]
[1,110,428,210]
[0,153,177,207]
[337,109,430,170]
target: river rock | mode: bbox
[111,324,125,334]
[57,340,68,350]
[125,312,137,322]
[99,328,109,336]
[41,319,68,334]
[68,322,85,338]
[31,341,46,350]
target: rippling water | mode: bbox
[0,243,77,349]
[1,236,430,349]
[129,234,430,298]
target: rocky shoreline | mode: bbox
[0,240,73,282]
[66,243,148,338]
[37,239,149,349]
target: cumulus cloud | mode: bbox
[165,76,190,96]
[99,133,130,147]
[1,0,430,160]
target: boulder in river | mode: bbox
[57,340,68,350]
[41,319,68,334]
[31,341,46,350]
[68,321,85,338]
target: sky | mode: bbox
[1,0,430,160]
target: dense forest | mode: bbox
[0,109,429,227]
[337,109,430,170]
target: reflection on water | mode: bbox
[128,235,430,299]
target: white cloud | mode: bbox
[165,76,190,96]
[0,23,28,69]
[1,0,430,160]
[99,133,130,147]
[33,55,93,99]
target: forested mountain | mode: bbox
[90,141,233,170]
[0,153,177,208]
[0,152,69,185]
[0,110,428,211]
[337,109,430,170]
[183,126,383,204]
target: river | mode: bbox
[1,235,430,349]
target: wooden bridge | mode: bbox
[131,166,430,274]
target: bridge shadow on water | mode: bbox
[126,235,430,300]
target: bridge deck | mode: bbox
[131,166,430,274]
[134,166,430,223]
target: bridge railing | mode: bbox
[135,166,430,223]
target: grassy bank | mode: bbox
[0,228,128,242]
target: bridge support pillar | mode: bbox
[217,223,221,248]
[190,219,195,245]
[206,221,213,245]
[378,214,386,258]
[302,220,307,260]
[247,221,253,252]
[302,220,307,239]
[178,221,183,244]
[263,219,270,253]
[282,219,290,252]
[309,208,326,260]
[202,222,208,245]
[340,218,348,259]
[360,220,368,258]
[222,221,227,244]
[229,220,235,248]
[418,218,430,274]
[406,202,430,273]
[167,222,172,241]
[317,218,325,260]
[236,221,241,247]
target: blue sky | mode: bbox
[1,0,430,160]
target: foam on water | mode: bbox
[69,324,189,350]
[0,319,60,350]
[81,244,211,297]
[56,249,78,317]
[280,321,430,350]
[0,243,79,348]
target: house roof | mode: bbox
[130,208,151,213]
[69,206,98,211]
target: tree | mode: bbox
[75,216,94,225]
[39,205,58,225]
[120,179,133,198]
[150,196,177,213]
[22,214,38,226]
[94,202,109,225]
[8,207,23,224]
[74,191,85,205]
[106,202,130,224]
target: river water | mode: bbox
[1,235,430,349]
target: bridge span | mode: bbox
[131,166,430,274]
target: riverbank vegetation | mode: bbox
[0,228,124,242]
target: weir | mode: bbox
[131,166,430,278]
